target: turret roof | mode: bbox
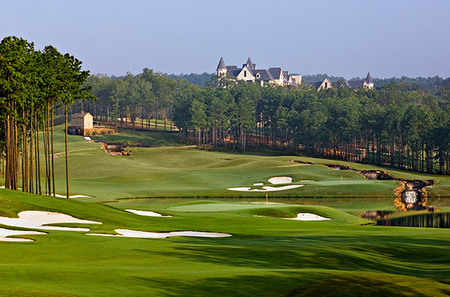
[246,57,254,70]
[365,72,373,84]
[217,57,226,70]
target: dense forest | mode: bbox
[0,36,92,195]
[83,71,450,174]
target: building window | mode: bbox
[324,82,328,88]
[244,71,247,77]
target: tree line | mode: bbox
[80,69,181,131]
[0,36,92,196]
[84,71,449,174]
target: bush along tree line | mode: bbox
[83,71,449,174]
[0,36,93,196]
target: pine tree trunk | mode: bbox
[65,104,70,199]
[51,105,56,196]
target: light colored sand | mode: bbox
[228,185,303,192]
[88,229,231,239]
[48,194,90,198]
[0,227,46,242]
[0,211,102,231]
[268,177,292,184]
[286,213,331,221]
[253,183,264,186]
[125,209,173,217]
[83,136,92,141]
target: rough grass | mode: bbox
[90,129,180,146]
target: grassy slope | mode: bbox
[2,125,447,204]
[0,190,449,296]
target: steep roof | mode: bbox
[72,112,91,118]
[303,81,323,89]
[268,68,282,79]
[217,57,226,70]
[347,80,364,88]
[246,57,255,70]
[226,69,241,77]
[365,72,373,84]
[252,69,274,81]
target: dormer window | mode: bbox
[256,73,261,79]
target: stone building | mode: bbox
[217,57,302,86]
[70,112,93,136]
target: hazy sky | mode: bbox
[1,0,449,79]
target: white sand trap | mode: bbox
[88,229,231,239]
[253,183,264,186]
[228,185,303,192]
[0,186,4,189]
[48,194,90,198]
[125,209,173,217]
[286,213,331,221]
[83,136,92,141]
[0,227,46,242]
[0,211,102,231]
[268,177,292,184]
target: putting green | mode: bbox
[169,202,283,212]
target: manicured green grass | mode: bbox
[3,125,447,204]
[0,190,448,296]
[0,128,449,296]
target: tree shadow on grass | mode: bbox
[135,235,450,280]
[132,272,447,297]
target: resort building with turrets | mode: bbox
[217,57,374,91]
[217,57,302,86]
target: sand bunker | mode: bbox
[48,194,90,198]
[228,185,303,192]
[286,213,331,221]
[0,211,102,231]
[125,209,173,217]
[0,227,46,242]
[88,229,231,239]
[268,177,293,184]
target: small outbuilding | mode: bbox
[69,112,93,136]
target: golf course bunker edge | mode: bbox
[88,229,231,239]
[228,176,304,192]
[0,211,103,232]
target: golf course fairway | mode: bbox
[0,128,448,296]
